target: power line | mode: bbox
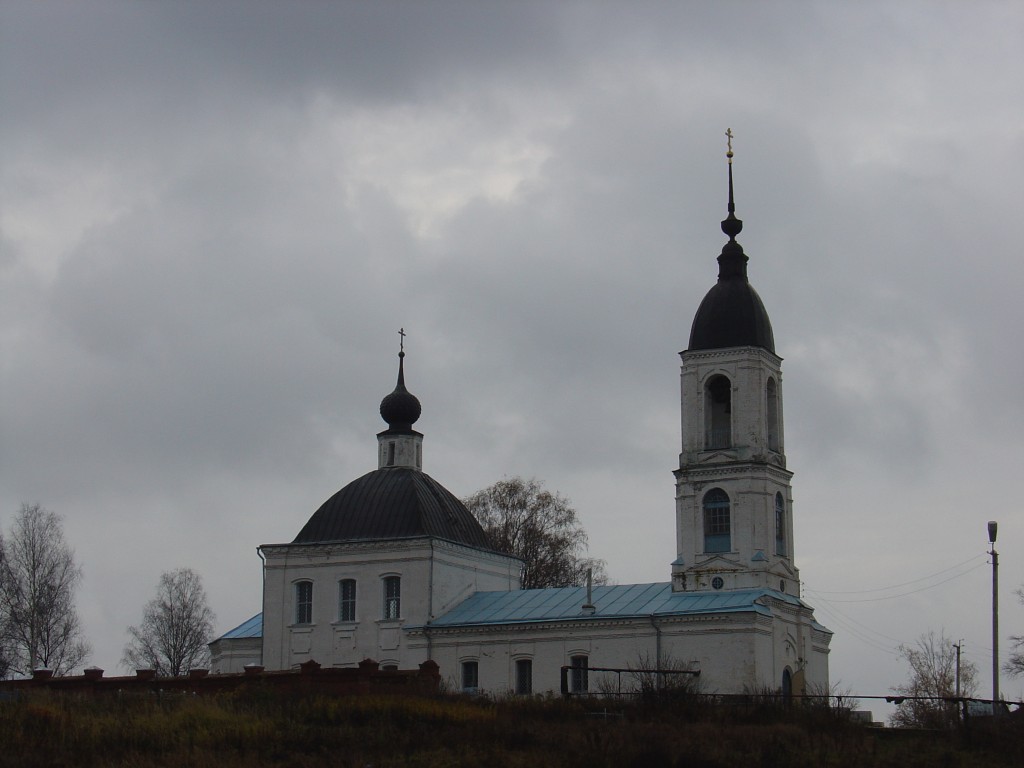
[806,554,986,596]
[808,597,900,656]
[803,561,986,604]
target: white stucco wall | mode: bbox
[259,537,521,671]
[414,605,829,697]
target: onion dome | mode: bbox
[687,133,775,354]
[379,348,421,433]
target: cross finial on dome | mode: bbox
[380,331,421,431]
[721,129,742,240]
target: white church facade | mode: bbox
[210,153,832,696]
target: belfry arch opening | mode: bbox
[766,377,780,452]
[704,375,732,449]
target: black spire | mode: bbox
[686,131,775,354]
[379,328,421,432]
[718,128,748,280]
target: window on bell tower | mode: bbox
[766,377,780,452]
[705,375,732,449]
[703,488,731,553]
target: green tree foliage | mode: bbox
[463,477,607,589]
[122,568,216,677]
[889,630,977,728]
[0,503,90,676]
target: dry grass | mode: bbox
[0,689,1019,767]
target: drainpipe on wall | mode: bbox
[649,616,662,691]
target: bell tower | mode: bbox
[672,133,799,595]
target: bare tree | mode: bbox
[1006,586,1024,678]
[463,477,607,589]
[122,568,216,677]
[889,630,977,729]
[0,531,12,680]
[0,504,90,675]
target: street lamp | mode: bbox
[988,520,999,708]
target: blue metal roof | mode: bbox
[216,613,263,640]
[426,582,813,629]
[209,585,829,641]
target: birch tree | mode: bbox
[1006,586,1024,678]
[0,504,90,675]
[464,477,607,589]
[122,568,215,677]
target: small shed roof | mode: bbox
[216,613,263,640]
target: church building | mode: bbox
[210,150,832,696]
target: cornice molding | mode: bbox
[675,463,794,482]
[680,346,783,367]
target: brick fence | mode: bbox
[0,658,440,698]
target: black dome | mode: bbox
[379,388,421,431]
[688,274,775,353]
[379,351,421,432]
[293,467,492,549]
[687,153,775,354]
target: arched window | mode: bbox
[766,377,780,452]
[295,580,313,625]
[382,575,401,620]
[703,489,731,553]
[338,579,356,622]
[775,492,787,556]
[705,375,732,449]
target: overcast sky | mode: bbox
[2,1,1022,708]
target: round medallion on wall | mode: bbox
[711,576,724,590]
[779,579,786,593]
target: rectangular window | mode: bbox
[570,655,588,694]
[339,579,356,622]
[462,660,479,692]
[515,659,533,695]
[383,575,401,620]
[295,581,313,625]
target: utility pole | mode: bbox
[953,640,962,698]
[988,520,999,708]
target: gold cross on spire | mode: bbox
[725,128,734,163]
